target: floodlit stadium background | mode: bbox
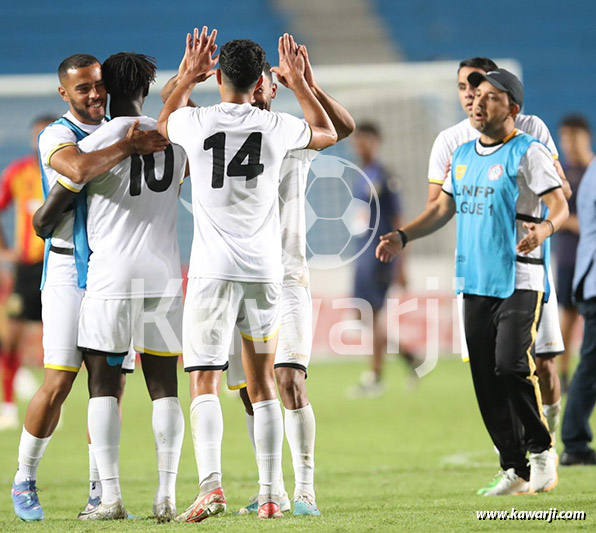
[0,0,592,357]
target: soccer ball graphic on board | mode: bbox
[299,154,380,269]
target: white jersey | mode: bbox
[167,102,311,283]
[428,114,558,186]
[38,111,105,249]
[76,116,187,298]
[279,149,318,287]
[442,132,562,293]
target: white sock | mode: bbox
[88,444,102,499]
[253,399,283,498]
[14,427,51,484]
[246,410,285,495]
[285,404,316,498]
[88,396,121,505]
[246,412,256,453]
[152,397,184,504]
[190,394,223,494]
[543,398,562,435]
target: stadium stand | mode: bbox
[0,1,286,74]
[374,0,596,138]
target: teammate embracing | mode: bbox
[158,28,337,521]
[66,53,186,521]
[11,54,164,522]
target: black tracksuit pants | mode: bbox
[464,289,552,480]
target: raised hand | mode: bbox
[271,33,306,89]
[299,44,315,88]
[180,26,219,84]
[375,231,404,263]
[126,121,169,155]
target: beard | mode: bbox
[71,101,105,124]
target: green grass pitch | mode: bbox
[1,358,595,531]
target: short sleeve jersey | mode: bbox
[428,114,558,186]
[167,103,311,283]
[0,154,45,264]
[38,111,105,248]
[442,131,562,292]
[77,116,187,298]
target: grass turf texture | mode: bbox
[1,358,595,531]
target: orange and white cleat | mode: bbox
[176,487,226,523]
[257,500,282,519]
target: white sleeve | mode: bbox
[77,121,130,154]
[441,157,454,195]
[277,113,312,151]
[519,142,562,196]
[427,131,453,185]
[519,115,559,158]
[38,124,77,167]
[167,107,198,148]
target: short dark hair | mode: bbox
[560,113,592,135]
[101,52,157,98]
[458,57,498,73]
[356,122,381,139]
[32,114,58,127]
[263,61,273,82]
[58,54,100,81]
[219,39,265,92]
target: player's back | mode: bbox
[78,116,187,298]
[167,102,311,283]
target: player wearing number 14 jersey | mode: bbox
[158,30,337,521]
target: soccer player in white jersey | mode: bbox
[11,54,165,522]
[158,28,337,521]
[426,57,567,487]
[228,53,354,516]
[39,52,187,521]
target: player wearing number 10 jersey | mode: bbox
[47,53,187,521]
[158,29,337,521]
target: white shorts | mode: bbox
[121,345,138,373]
[226,285,313,389]
[42,284,85,372]
[183,277,282,372]
[535,270,564,356]
[78,296,183,357]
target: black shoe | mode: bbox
[560,449,596,466]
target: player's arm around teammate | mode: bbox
[33,120,167,239]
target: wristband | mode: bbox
[396,229,408,248]
[544,219,555,236]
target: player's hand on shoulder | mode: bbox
[179,26,219,85]
[375,231,403,263]
[126,120,169,155]
[271,33,306,89]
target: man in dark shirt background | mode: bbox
[556,114,593,393]
[349,123,417,397]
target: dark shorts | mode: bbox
[6,261,43,321]
[353,264,392,311]
[556,262,576,309]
